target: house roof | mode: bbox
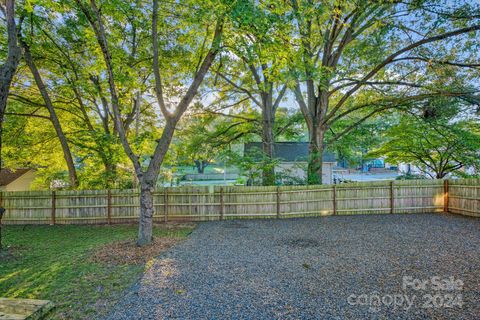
[244,142,336,163]
[0,169,31,186]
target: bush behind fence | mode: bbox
[1,179,479,225]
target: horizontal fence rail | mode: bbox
[1,179,479,225]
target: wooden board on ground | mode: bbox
[0,298,54,320]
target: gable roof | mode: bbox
[0,169,31,186]
[244,142,336,162]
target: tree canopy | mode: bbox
[1,0,479,244]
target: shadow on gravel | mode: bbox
[281,238,320,248]
[222,221,249,229]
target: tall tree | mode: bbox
[0,0,21,169]
[76,0,225,245]
[213,2,288,185]
[287,0,480,184]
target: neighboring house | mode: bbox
[244,142,337,184]
[0,169,36,191]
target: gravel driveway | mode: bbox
[106,214,480,319]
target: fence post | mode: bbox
[51,191,56,225]
[333,185,337,215]
[220,187,224,221]
[107,190,112,224]
[164,188,168,223]
[444,179,449,213]
[0,192,4,250]
[390,181,394,214]
[276,186,281,219]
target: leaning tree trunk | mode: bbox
[22,40,79,188]
[0,0,21,171]
[307,126,326,185]
[261,95,276,186]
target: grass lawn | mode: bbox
[0,223,195,319]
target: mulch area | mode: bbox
[90,237,183,265]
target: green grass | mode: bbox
[0,224,195,319]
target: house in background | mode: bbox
[0,169,36,191]
[244,142,337,184]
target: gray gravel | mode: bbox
[106,213,480,319]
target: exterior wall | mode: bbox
[322,162,334,184]
[276,162,335,184]
[1,170,36,191]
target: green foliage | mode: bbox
[370,111,480,178]
[172,108,240,171]
[327,112,396,167]
[1,0,480,189]
[223,147,279,185]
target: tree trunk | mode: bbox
[0,0,21,170]
[136,121,176,245]
[21,40,79,188]
[261,92,276,186]
[103,160,117,188]
[137,181,154,246]
[307,126,326,185]
[261,109,276,186]
[436,170,447,179]
[194,160,208,174]
[293,82,329,186]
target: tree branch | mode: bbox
[330,24,480,117]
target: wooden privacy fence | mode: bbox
[1,179,479,225]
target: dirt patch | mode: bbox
[90,237,183,265]
[155,222,196,229]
